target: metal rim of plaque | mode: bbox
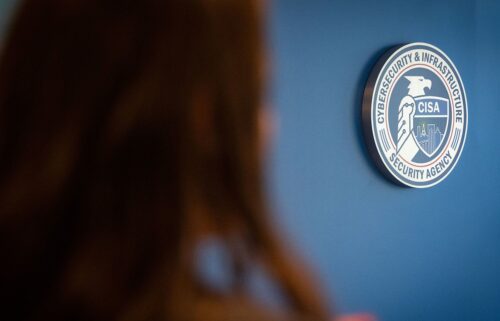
[362,42,468,188]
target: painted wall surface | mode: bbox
[0,0,15,36]
[0,0,499,320]
[269,0,500,320]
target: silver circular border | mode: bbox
[362,42,468,188]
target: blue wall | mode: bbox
[269,0,500,320]
[0,0,15,33]
[0,0,499,320]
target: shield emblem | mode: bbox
[412,96,449,157]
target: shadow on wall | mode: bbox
[352,44,395,185]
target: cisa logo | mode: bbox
[363,43,468,188]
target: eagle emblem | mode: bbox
[396,76,449,160]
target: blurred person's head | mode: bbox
[0,1,329,321]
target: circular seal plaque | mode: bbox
[362,43,468,188]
